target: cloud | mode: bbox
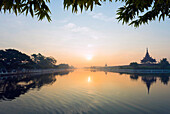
[89,12,115,22]
[63,23,90,32]
[87,44,94,48]
[62,23,101,40]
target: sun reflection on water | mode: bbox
[88,76,91,82]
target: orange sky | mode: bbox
[25,48,170,68]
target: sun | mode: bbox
[86,55,93,61]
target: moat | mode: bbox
[0,69,170,114]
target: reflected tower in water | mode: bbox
[129,73,170,94]
[142,76,157,94]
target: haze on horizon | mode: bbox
[0,0,170,67]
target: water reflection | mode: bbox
[93,70,170,95]
[0,70,72,101]
[88,76,91,82]
[125,73,170,94]
[0,70,170,113]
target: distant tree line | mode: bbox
[0,49,72,72]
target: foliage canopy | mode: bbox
[0,49,34,70]
[159,58,169,68]
[0,49,57,70]
[0,0,169,27]
[31,53,57,69]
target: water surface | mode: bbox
[0,69,170,114]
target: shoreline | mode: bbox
[90,67,170,74]
[0,69,74,77]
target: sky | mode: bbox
[0,0,170,67]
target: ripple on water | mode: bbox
[0,70,170,114]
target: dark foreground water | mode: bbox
[0,69,170,114]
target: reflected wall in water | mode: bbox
[94,70,170,95]
[0,70,170,113]
[129,73,170,94]
[0,70,72,101]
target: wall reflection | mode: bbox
[0,70,72,101]
[129,73,170,94]
[93,70,170,95]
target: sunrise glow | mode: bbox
[86,55,93,61]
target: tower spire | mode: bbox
[146,47,149,54]
[141,48,156,64]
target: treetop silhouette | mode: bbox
[0,0,169,27]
